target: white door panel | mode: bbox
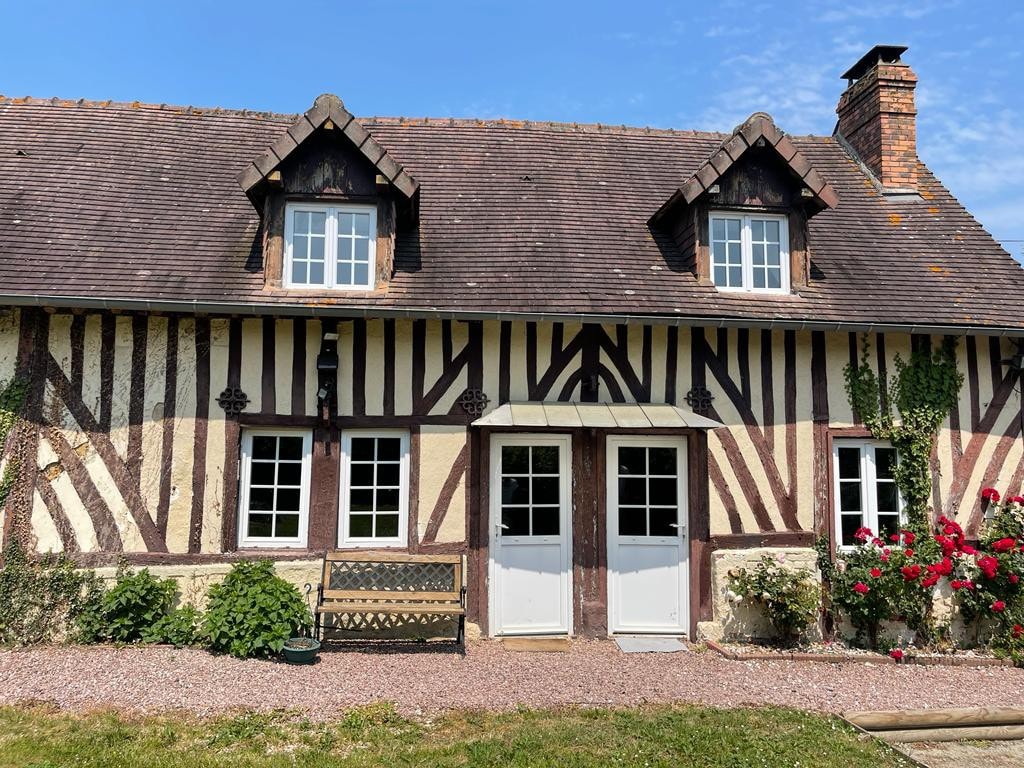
[489,434,572,636]
[607,436,689,634]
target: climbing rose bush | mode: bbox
[727,554,820,646]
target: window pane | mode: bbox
[767,243,780,266]
[279,437,303,461]
[338,212,353,234]
[728,266,742,286]
[877,514,900,540]
[308,262,324,285]
[276,514,299,538]
[648,447,676,475]
[751,219,764,241]
[252,436,277,460]
[531,507,560,536]
[765,220,780,242]
[249,488,274,511]
[532,446,559,473]
[250,461,275,486]
[354,238,369,263]
[502,507,529,536]
[375,514,399,538]
[649,478,677,506]
[501,477,529,505]
[618,447,646,475]
[619,508,647,536]
[714,266,727,285]
[502,446,529,474]
[350,489,374,512]
[532,476,559,505]
[353,262,369,287]
[354,213,371,237]
[875,448,897,479]
[351,438,375,461]
[619,477,646,506]
[649,507,678,536]
[295,210,309,233]
[712,218,725,240]
[727,242,742,263]
[350,463,375,487]
[310,211,327,234]
[277,462,301,486]
[337,262,352,286]
[726,219,741,240]
[711,241,726,265]
[840,481,862,512]
[376,488,400,511]
[752,243,765,265]
[876,483,899,513]
[766,269,781,289]
[841,514,863,546]
[838,447,861,479]
[248,513,273,538]
[291,262,307,285]
[377,438,401,461]
[292,235,309,261]
[376,463,400,487]
[349,514,373,538]
[753,269,766,289]
[337,235,353,261]
[276,488,300,512]
[310,235,325,262]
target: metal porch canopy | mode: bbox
[472,402,722,430]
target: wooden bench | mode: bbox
[312,551,466,645]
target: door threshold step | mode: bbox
[499,636,572,653]
[614,635,689,653]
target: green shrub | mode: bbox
[728,555,820,645]
[0,539,104,645]
[147,604,202,647]
[202,560,311,658]
[78,566,178,644]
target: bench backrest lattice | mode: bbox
[321,552,463,603]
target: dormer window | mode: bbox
[283,202,377,290]
[710,212,789,293]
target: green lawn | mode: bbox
[0,703,914,768]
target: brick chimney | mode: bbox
[836,45,918,192]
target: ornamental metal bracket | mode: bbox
[217,386,250,417]
[457,388,490,418]
[685,385,714,414]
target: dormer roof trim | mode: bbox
[651,112,839,222]
[237,93,419,199]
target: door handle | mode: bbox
[668,523,681,529]
[496,523,510,534]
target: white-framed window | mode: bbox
[709,212,789,293]
[238,429,312,548]
[833,439,903,548]
[283,202,377,290]
[338,430,410,547]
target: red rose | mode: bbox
[904,549,915,558]
[880,553,890,563]
[951,579,963,590]
[993,538,1017,553]
[982,487,1001,502]
[960,544,977,556]
[889,648,904,661]
[921,573,940,588]
[853,582,870,594]
[978,555,999,579]
[889,533,899,543]
[1011,573,1020,585]
[901,565,922,581]
[1011,496,1024,505]
[935,535,956,557]
[992,600,1007,613]
[870,567,882,578]
[871,537,884,547]
[853,526,873,543]
[1013,624,1024,639]
[901,530,916,545]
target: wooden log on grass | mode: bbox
[874,724,1024,743]
[845,706,1024,731]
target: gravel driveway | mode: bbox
[2,640,1023,718]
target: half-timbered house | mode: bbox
[1,45,1021,639]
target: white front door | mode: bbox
[607,435,689,635]
[489,434,573,636]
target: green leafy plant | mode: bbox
[728,555,821,645]
[0,539,104,645]
[0,377,29,510]
[202,560,311,658]
[148,604,202,648]
[78,566,178,644]
[844,336,963,533]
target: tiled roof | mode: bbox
[0,95,1021,330]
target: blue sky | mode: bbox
[3,0,1022,257]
